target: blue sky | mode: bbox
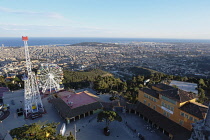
[0,0,210,39]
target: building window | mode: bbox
[162,102,174,112]
[144,100,146,104]
[167,104,170,109]
[171,106,174,111]
[185,114,189,119]
[144,94,149,98]
[167,113,170,118]
[163,111,170,118]
[180,112,184,117]
[163,111,166,116]
[194,118,198,122]
[153,106,156,110]
[154,99,157,102]
[161,95,176,104]
[179,120,184,125]
[148,103,150,107]
[189,116,193,121]
[145,94,157,102]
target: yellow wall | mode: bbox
[138,90,199,130]
[179,98,196,107]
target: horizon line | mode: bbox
[1,37,210,40]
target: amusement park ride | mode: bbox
[22,36,64,119]
[22,36,44,119]
[37,63,64,94]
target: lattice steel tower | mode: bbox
[22,36,44,118]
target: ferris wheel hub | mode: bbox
[48,73,54,79]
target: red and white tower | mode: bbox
[22,36,44,118]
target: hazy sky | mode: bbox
[0,0,210,39]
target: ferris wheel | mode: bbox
[37,63,64,94]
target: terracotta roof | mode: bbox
[140,88,159,99]
[127,102,191,140]
[57,91,74,97]
[159,88,195,103]
[58,91,98,109]
[179,102,208,119]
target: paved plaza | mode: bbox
[1,90,169,140]
[64,112,169,140]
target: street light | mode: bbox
[74,124,77,140]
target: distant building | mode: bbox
[132,83,208,139]
[51,90,102,124]
[169,80,198,95]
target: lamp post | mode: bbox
[74,124,77,140]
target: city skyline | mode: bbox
[0,0,210,39]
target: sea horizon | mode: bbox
[0,37,210,47]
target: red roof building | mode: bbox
[51,90,102,123]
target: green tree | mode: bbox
[97,111,122,129]
[121,82,127,92]
[10,121,65,140]
[182,76,188,81]
[67,131,75,140]
[54,134,66,140]
[132,77,137,83]
[172,85,178,88]
[137,75,144,83]
[0,76,6,85]
[134,87,139,92]
[13,76,21,82]
[110,90,118,97]
[199,79,206,87]
[197,88,207,104]
[139,84,144,89]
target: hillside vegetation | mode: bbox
[63,69,112,89]
[128,66,163,76]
